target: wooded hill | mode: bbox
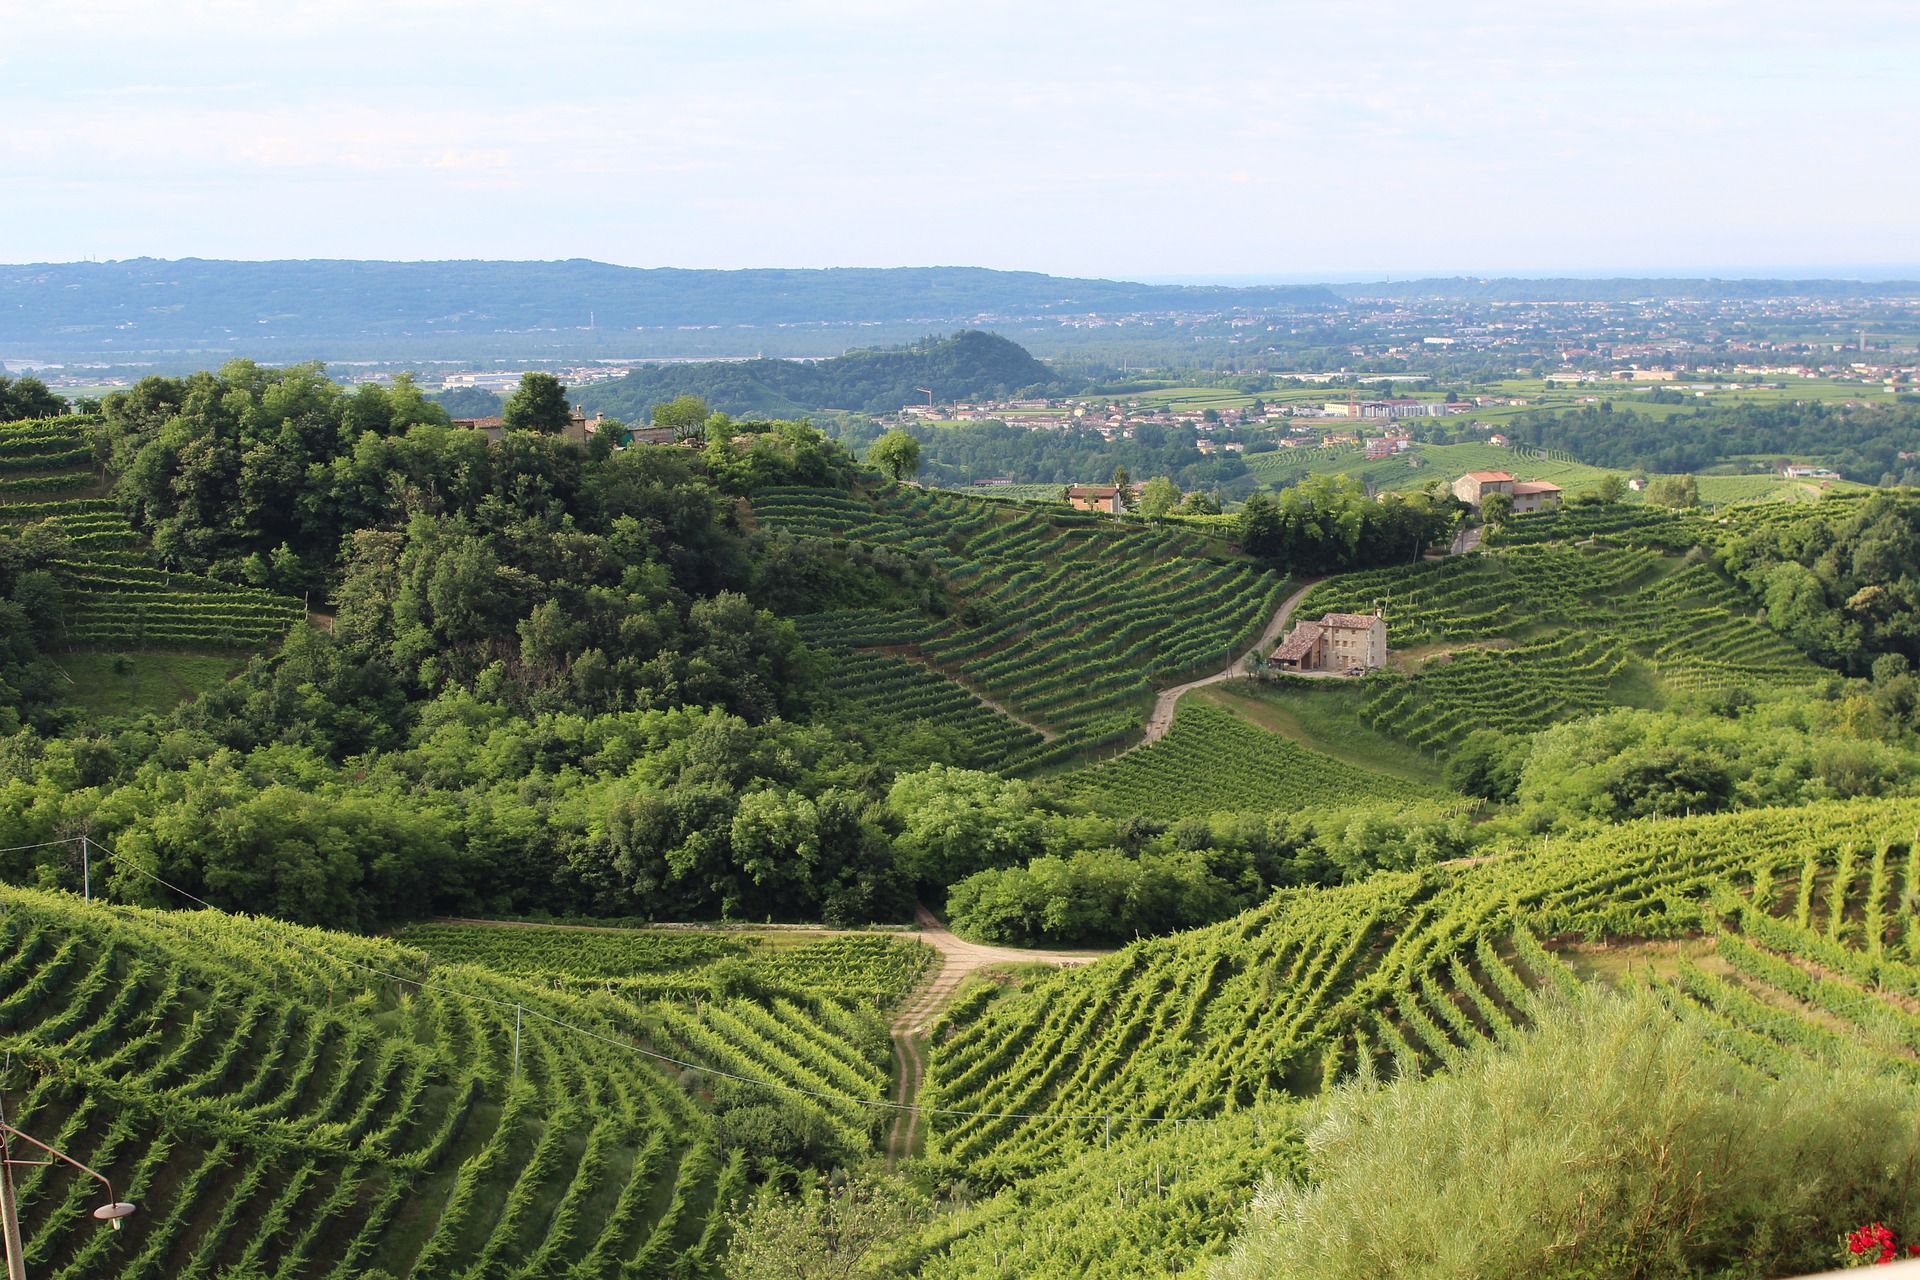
[581,330,1065,419]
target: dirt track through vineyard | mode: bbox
[885,906,1108,1167]
[1126,576,1328,753]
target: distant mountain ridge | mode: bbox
[0,259,1337,356]
[579,329,1063,419]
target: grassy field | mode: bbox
[1193,681,1451,788]
[53,650,242,717]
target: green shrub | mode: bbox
[1213,988,1920,1280]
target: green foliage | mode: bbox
[754,482,1283,750]
[923,797,1920,1176]
[0,375,68,420]
[1645,471,1700,508]
[500,371,571,433]
[881,1107,1304,1279]
[867,430,922,483]
[650,392,711,437]
[832,415,1256,496]
[885,765,1047,886]
[1058,702,1453,821]
[1720,491,1920,672]
[1516,705,1920,827]
[1238,474,1456,572]
[1512,396,1920,481]
[946,844,1266,945]
[0,884,758,1278]
[725,1175,930,1279]
[588,330,1063,420]
[1213,988,1920,1280]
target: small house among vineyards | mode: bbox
[1065,484,1123,513]
[1269,607,1388,674]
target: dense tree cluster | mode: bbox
[1509,399,1920,484]
[827,417,1254,495]
[0,375,67,420]
[1237,475,1459,572]
[1722,493,1920,671]
[584,331,1066,420]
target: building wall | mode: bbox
[1510,490,1562,514]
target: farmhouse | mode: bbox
[1780,464,1838,479]
[1451,470,1512,507]
[453,407,606,446]
[1450,470,1563,514]
[1269,607,1388,673]
[1065,484,1123,513]
[1509,481,1564,513]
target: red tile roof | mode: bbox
[1462,470,1513,482]
[1319,612,1382,630]
[1068,485,1119,497]
[1510,481,1563,494]
[1271,622,1324,661]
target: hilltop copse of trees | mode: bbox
[582,330,1068,419]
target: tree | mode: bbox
[0,376,66,421]
[1645,473,1699,508]
[502,373,572,434]
[651,394,711,440]
[1592,473,1630,504]
[1138,475,1181,518]
[1111,464,1136,510]
[724,1176,928,1279]
[1479,491,1514,527]
[868,430,922,484]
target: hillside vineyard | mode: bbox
[0,344,1917,1280]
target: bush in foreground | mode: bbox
[1214,988,1920,1280]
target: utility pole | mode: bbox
[0,1113,136,1280]
[1,1127,24,1280]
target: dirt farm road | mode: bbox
[1131,576,1328,750]
[885,906,1108,1166]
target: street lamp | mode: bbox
[0,1121,134,1280]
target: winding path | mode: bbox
[1130,576,1327,750]
[885,906,1108,1166]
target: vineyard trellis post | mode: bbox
[79,835,90,904]
[512,1005,522,1081]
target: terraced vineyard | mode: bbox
[759,482,1285,760]
[1356,629,1630,750]
[789,621,1045,772]
[1057,702,1452,820]
[1292,545,1823,751]
[922,797,1920,1180]
[1296,544,1661,648]
[0,418,306,653]
[0,415,100,496]
[396,922,935,1003]
[0,891,931,1278]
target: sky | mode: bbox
[2,0,1916,280]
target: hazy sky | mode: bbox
[3,1,1915,279]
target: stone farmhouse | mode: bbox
[1269,607,1388,674]
[454,407,607,446]
[1065,484,1123,513]
[1451,470,1563,514]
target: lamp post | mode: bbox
[0,1122,135,1280]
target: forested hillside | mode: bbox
[3,354,1920,1278]
[580,330,1066,419]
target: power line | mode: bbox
[14,836,1220,1130]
